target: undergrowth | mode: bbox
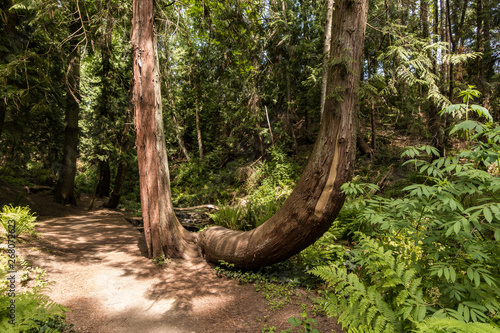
[0,205,73,332]
[309,93,500,332]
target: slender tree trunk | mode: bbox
[106,160,127,208]
[476,0,483,85]
[95,6,114,197]
[0,99,6,140]
[165,81,190,161]
[320,0,334,120]
[421,0,430,38]
[370,103,376,151]
[193,78,204,160]
[96,160,111,197]
[54,1,81,206]
[482,0,493,108]
[198,0,368,269]
[132,0,197,259]
[173,112,191,161]
[105,94,133,209]
[281,0,298,154]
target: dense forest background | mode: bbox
[1,0,500,331]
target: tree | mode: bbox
[54,0,82,205]
[198,0,369,269]
[132,0,368,268]
[131,0,198,259]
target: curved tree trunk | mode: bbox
[132,0,197,259]
[198,0,368,269]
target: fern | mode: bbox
[311,236,427,333]
[413,317,500,333]
[0,286,69,332]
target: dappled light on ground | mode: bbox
[17,193,342,332]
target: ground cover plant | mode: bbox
[0,205,72,332]
[308,92,500,332]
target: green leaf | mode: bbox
[473,271,480,287]
[467,267,474,281]
[444,267,450,281]
[449,267,456,283]
[287,317,302,327]
[483,206,493,223]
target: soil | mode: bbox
[4,187,344,333]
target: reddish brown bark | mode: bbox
[132,0,197,259]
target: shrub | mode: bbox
[0,287,70,333]
[311,96,500,331]
[0,251,71,332]
[0,205,38,237]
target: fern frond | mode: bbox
[414,317,500,333]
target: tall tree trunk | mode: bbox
[198,0,368,269]
[482,0,493,108]
[370,103,376,151]
[95,5,114,198]
[165,80,190,161]
[132,0,197,259]
[96,160,111,197]
[193,78,204,160]
[105,94,133,209]
[446,0,468,101]
[421,0,430,39]
[320,0,334,120]
[281,0,298,154]
[0,99,6,140]
[54,1,81,206]
[476,0,483,86]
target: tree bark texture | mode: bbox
[320,0,334,119]
[54,1,81,206]
[198,0,368,269]
[132,0,197,259]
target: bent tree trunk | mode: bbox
[198,0,368,269]
[132,0,197,259]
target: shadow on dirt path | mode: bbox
[11,190,343,333]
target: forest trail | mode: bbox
[16,190,341,333]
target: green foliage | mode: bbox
[0,251,71,332]
[413,317,500,333]
[255,280,298,311]
[281,305,320,333]
[0,285,70,333]
[19,259,49,289]
[207,145,300,230]
[311,101,500,331]
[153,254,171,267]
[0,205,38,237]
[311,235,426,333]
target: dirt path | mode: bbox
[14,191,343,332]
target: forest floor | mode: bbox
[5,186,344,333]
